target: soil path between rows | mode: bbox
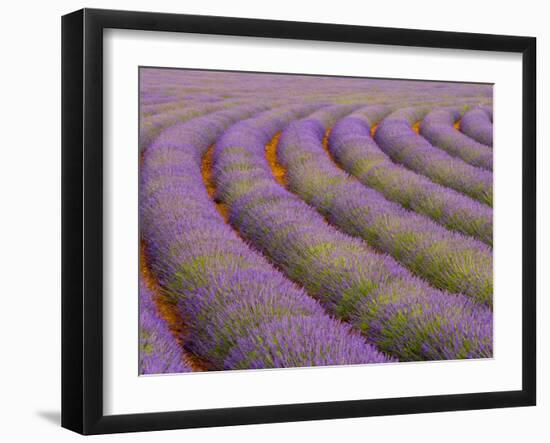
[140,242,210,372]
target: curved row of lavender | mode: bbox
[141,104,391,370]
[278,111,493,306]
[420,108,493,170]
[140,99,249,152]
[139,277,192,374]
[374,107,493,206]
[479,105,493,122]
[460,108,494,146]
[328,108,492,245]
[213,105,493,361]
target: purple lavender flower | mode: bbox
[329,109,492,245]
[140,105,391,371]
[225,316,386,369]
[460,108,494,146]
[213,105,493,361]
[375,108,493,206]
[140,99,253,153]
[420,108,493,170]
[480,105,493,122]
[278,115,493,306]
[140,68,494,367]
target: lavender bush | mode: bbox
[213,106,493,361]
[141,105,390,370]
[139,68,494,372]
[375,108,493,206]
[460,108,494,146]
[420,108,493,170]
[329,110,492,245]
[278,114,493,305]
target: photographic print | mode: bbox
[138,67,494,375]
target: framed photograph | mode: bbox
[61,8,536,435]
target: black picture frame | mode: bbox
[61,8,537,435]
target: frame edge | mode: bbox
[61,8,85,435]
[521,36,537,406]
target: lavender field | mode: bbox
[139,68,494,374]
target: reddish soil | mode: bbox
[370,123,378,137]
[265,132,287,186]
[201,145,230,221]
[322,128,337,162]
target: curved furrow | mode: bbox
[460,108,494,146]
[141,104,390,370]
[140,99,251,153]
[265,132,286,186]
[420,109,493,170]
[213,105,493,361]
[201,144,230,221]
[328,109,492,245]
[375,107,493,206]
[278,115,492,306]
